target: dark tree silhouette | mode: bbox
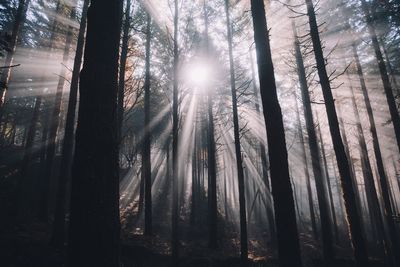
[67,0,122,266]
[251,0,302,266]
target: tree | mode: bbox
[360,0,400,154]
[143,11,152,236]
[304,0,369,266]
[224,0,248,264]
[203,0,218,249]
[0,0,30,118]
[51,0,90,248]
[171,0,180,265]
[292,20,334,260]
[251,0,302,266]
[67,0,122,266]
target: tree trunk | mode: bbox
[224,0,248,264]
[117,0,131,141]
[251,1,302,266]
[294,92,318,240]
[171,0,180,265]
[351,40,400,266]
[361,0,400,153]
[39,2,77,222]
[143,12,152,236]
[17,96,42,219]
[67,0,122,266]
[249,48,276,243]
[292,21,334,257]
[50,0,89,248]
[317,122,339,243]
[203,0,218,249]
[305,0,369,265]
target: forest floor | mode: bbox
[0,151,387,267]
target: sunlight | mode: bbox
[184,60,213,88]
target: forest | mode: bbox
[0,0,399,266]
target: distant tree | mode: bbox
[224,0,248,264]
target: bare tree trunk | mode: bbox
[17,96,41,219]
[361,0,400,153]
[50,0,89,248]
[117,0,131,141]
[224,1,248,264]
[294,92,318,240]
[171,0,180,265]
[203,0,218,249]
[305,0,369,265]
[348,77,389,261]
[143,12,152,236]
[39,2,77,222]
[292,21,333,255]
[251,1,302,266]
[317,122,339,243]
[249,48,276,243]
[351,41,400,266]
[67,0,122,265]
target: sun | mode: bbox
[184,60,213,88]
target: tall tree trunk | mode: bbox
[117,0,131,141]
[50,0,89,248]
[351,40,400,266]
[249,48,276,243]
[224,1,248,264]
[380,38,399,98]
[292,21,334,258]
[143,12,152,236]
[39,2,77,222]
[67,0,122,266]
[0,0,31,117]
[317,122,339,243]
[203,0,218,249]
[360,0,400,153]
[305,0,369,265]
[171,0,180,265]
[251,1,302,266]
[348,76,389,261]
[294,92,318,240]
[17,96,42,219]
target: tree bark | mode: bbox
[67,0,122,266]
